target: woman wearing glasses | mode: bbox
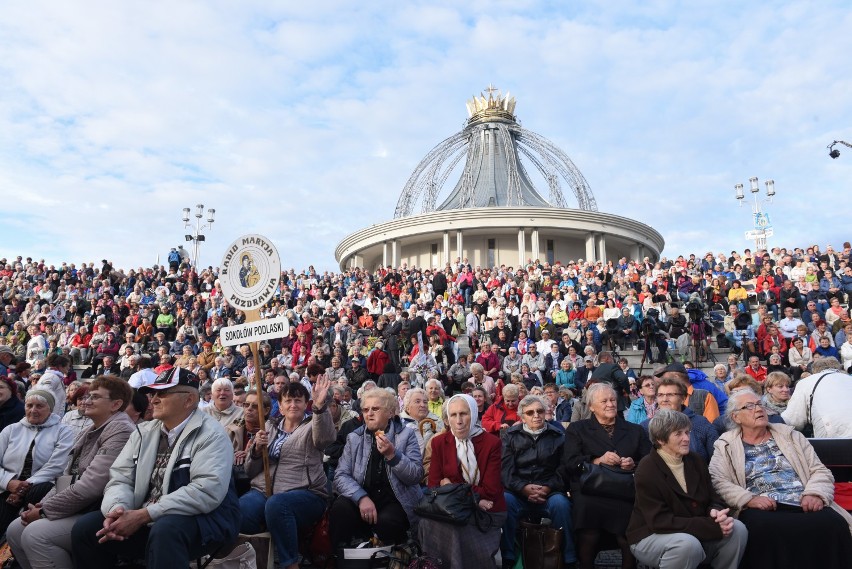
[6,376,133,569]
[500,394,576,569]
[709,389,852,569]
[330,387,423,554]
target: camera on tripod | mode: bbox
[685,299,704,323]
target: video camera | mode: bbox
[734,313,752,331]
[685,298,705,323]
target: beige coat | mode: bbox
[709,422,852,536]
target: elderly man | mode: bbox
[202,378,244,428]
[71,368,240,569]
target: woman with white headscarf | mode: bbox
[417,394,506,569]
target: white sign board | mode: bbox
[745,229,774,240]
[219,234,281,310]
[220,316,291,347]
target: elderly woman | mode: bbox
[399,387,443,457]
[202,378,244,428]
[500,394,576,568]
[418,394,505,568]
[425,378,445,417]
[61,383,93,438]
[481,383,521,434]
[627,410,747,569]
[470,362,496,399]
[0,390,75,534]
[760,372,792,417]
[709,389,852,569]
[6,376,134,569]
[627,376,658,425]
[241,378,334,569]
[330,388,423,551]
[563,383,651,569]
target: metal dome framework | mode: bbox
[393,86,598,219]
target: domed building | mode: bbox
[335,86,663,270]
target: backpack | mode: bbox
[687,388,710,416]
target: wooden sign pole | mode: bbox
[245,308,272,497]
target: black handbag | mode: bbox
[579,462,636,502]
[414,483,476,525]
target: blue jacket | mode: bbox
[687,368,729,416]
[627,397,654,425]
[333,416,423,525]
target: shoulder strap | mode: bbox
[805,371,832,430]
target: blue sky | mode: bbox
[1,1,850,272]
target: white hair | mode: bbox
[211,378,234,392]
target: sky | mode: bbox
[1,1,850,273]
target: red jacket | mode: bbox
[481,402,519,433]
[367,349,390,376]
[427,431,506,512]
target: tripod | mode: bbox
[688,317,717,364]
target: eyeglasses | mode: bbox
[656,392,683,399]
[82,394,111,402]
[737,402,764,412]
[362,406,384,414]
[523,408,545,416]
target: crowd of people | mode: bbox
[0,241,850,569]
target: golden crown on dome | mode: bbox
[465,84,517,125]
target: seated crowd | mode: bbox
[0,242,849,569]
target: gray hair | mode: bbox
[403,387,427,411]
[648,409,692,449]
[424,378,443,393]
[361,386,399,415]
[469,362,485,375]
[518,394,548,415]
[812,357,843,373]
[502,384,520,399]
[584,382,617,405]
[725,388,760,429]
[211,378,234,392]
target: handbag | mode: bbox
[520,520,562,569]
[197,542,257,569]
[414,483,476,525]
[579,462,635,502]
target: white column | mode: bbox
[442,231,450,267]
[597,234,607,265]
[391,240,398,268]
[518,228,526,267]
[585,233,596,263]
[632,243,642,262]
[382,242,388,267]
[531,228,540,263]
[456,230,464,263]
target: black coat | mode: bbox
[501,422,565,496]
[563,416,651,533]
[590,363,631,411]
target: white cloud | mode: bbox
[1,1,851,271]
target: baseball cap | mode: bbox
[583,356,594,363]
[654,362,688,377]
[140,367,199,393]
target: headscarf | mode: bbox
[445,394,483,485]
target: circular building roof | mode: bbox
[394,85,597,218]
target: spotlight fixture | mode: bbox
[827,140,851,159]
